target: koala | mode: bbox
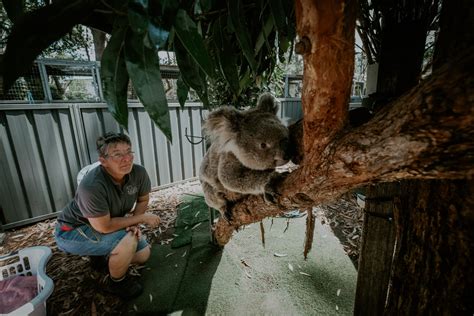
[199,93,290,221]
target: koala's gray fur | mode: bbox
[199,93,290,220]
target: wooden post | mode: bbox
[354,183,398,315]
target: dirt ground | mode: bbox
[0,180,363,315]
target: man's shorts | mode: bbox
[54,223,149,257]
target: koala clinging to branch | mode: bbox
[199,93,291,221]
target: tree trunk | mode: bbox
[386,180,474,314]
[294,0,355,158]
[385,1,474,314]
[354,183,398,316]
[213,49,474,245]
[355,2,432,314]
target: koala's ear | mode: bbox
[203,106,241,143]
[255,93,278,114]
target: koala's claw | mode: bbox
[264,191,280,204]
[223,209,234,222]
[263,172,287,204]
[220,204,234,223]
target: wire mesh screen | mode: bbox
[0,64,45,102]
[126,65,200,102]
[0,59,197,103]
[46,63,101,102]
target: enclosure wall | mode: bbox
[0,99,302,228]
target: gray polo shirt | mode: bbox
[57,164,151,227]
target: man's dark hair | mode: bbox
[96,132,131,157]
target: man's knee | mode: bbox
[111,232,138,255]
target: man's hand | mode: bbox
[141,213,161,228]
[126,225,142,238]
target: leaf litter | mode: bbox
[0,182,363,315]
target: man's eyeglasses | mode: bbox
[105,151,135,161]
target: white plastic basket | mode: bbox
[0,246,54,316]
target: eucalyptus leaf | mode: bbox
[269,0,287,35]
[176,75,190,109]
[213,17,240,96]
[125,30,172,142]
[228,0,258,74]
[173,9,217,80]
[100,17,129,129]
[158,0,179,29]
[199,0,215,13]
[174,38,209,107]
[128,0,149,35]
[255,15,275,55]
[3,0,25,22]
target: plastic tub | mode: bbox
[0,246,54,316]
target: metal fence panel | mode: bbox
[0,99,302,228]
[7,111,54,218]
[168,108,183,182]
[137,109,158,187]
[0,113,30,223]
[191,107,206,175]
[33,110,75,211]
[154,123,172,186]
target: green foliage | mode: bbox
[100,17,130,130]
[1,0,296,137]
[0,1,93,59]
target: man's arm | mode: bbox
[132,193,150,216]
[88,211,160,234]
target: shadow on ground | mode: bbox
[128,196,358,315]
[127,196,222,315]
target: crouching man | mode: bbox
[54,132,160,299]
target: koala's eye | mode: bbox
[260,143,268,149]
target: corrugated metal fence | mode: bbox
[0,99,302,228]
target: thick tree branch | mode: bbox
[214,49,474,246]
[295,0,356,158]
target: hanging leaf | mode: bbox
[2,0,95,93]
[238,67,252,94]
[124,30,172,142]
[174,38,210,107]
[128,0,149,35]
[228,0,258,75]
[3,0,25,22]
[157,0,180,30]
[212,17,240,96]
[255,14,275,55]
[100,17,130,129]
[199,0,215,13]
[176,75,190,108]
[173,9,217,80]
[269,0,287,36]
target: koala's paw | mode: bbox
[263,172,288,205]
[221,201,236,223]
[223,208,234,222]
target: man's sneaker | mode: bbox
[103,275,143,299]
[89,255,108,274]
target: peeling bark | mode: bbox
[213,0,474,246]
[387,180,474,314]
[214,47,474,246]
[295,0,356,157]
